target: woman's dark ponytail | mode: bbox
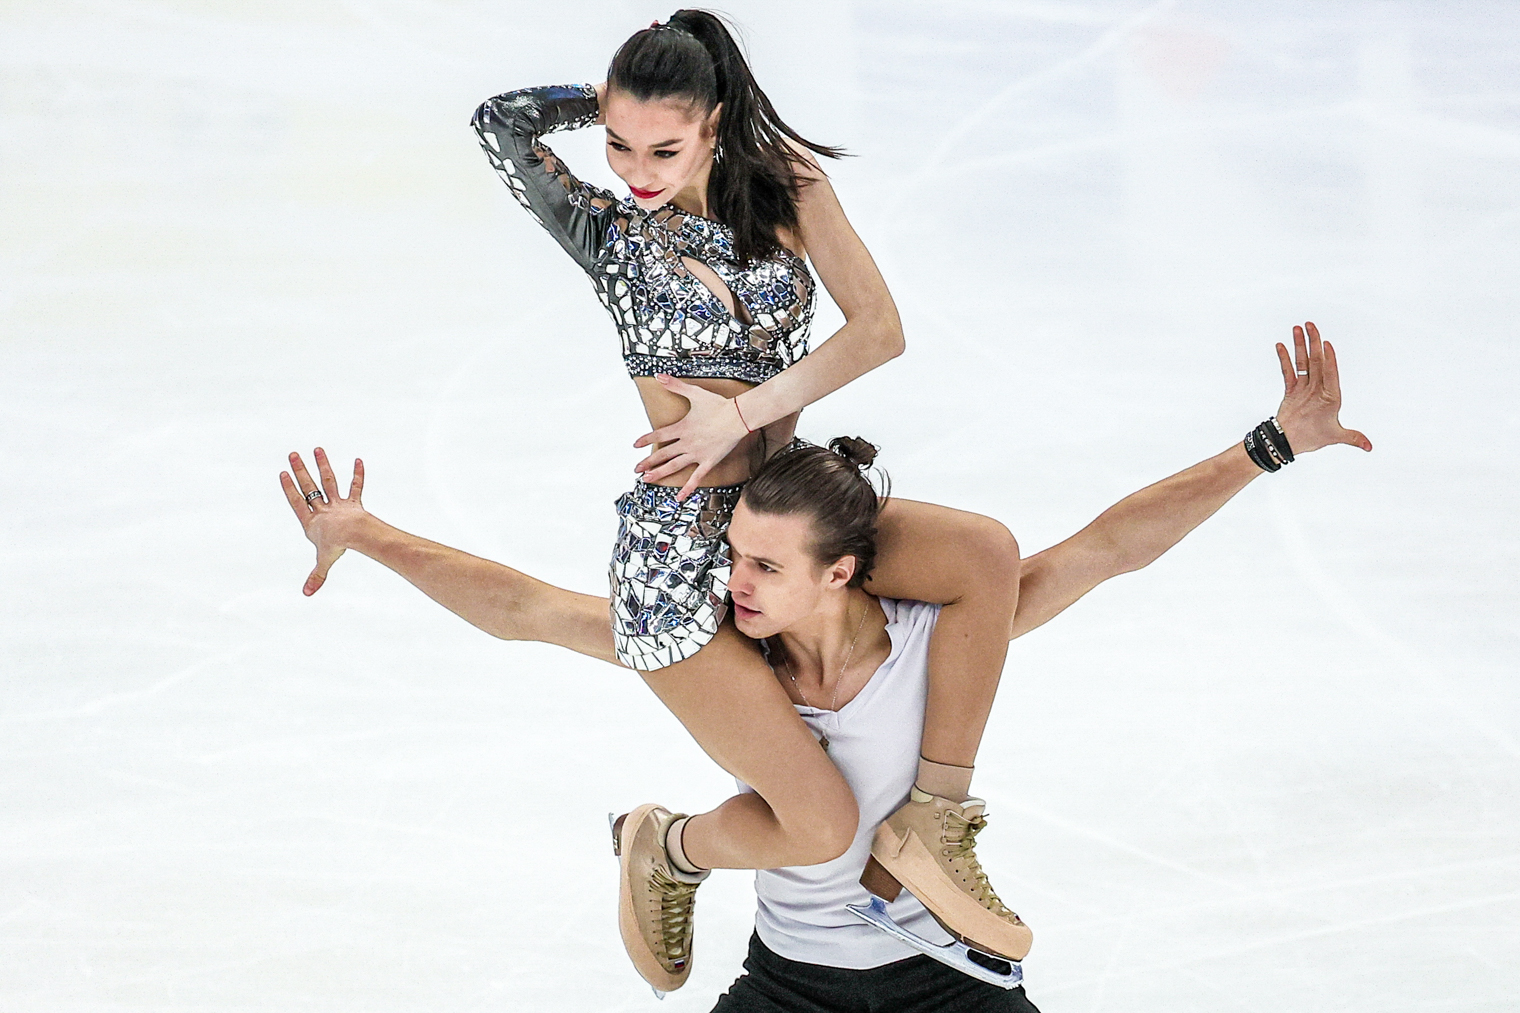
[608,10,843,264]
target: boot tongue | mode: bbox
[959,798,987,820]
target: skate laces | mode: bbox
[650,865,701,967]
[943,810,1014,919]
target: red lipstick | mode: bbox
[630,185,664,200]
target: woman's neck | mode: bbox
[669,160,715,219]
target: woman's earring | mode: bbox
[712,139,724,164]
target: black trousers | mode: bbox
[709,933,1043,1013]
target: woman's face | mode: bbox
[726,501,856,641]
[602,89,720,211]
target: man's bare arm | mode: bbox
[280,448,619,666]
[1010,322,1371,640]
[1010,445,1258,638]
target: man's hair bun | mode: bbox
[828,436,879,470]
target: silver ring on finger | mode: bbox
[305,489,324,503]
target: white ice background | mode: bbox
[2,1,1517,1010]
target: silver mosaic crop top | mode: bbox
[472,84,815,384]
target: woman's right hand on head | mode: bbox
[279,448,366,596]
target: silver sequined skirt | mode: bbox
[609,479,744,671]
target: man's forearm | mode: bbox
[345,514,549,640]
[1094,443,1261,575]
[1011,443,1262,639]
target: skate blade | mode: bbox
[847,897,1022,990]
[651,985,666,1000]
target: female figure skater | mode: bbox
[468,11,1021,990]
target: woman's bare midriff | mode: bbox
[633,375,800,489]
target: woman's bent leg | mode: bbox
[614,622,857,992]
[860,498,1032,960]
[866,498,1021,770]
[636,621,859,870]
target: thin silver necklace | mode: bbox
[778,599,870,752]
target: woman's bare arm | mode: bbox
[736,150,907,426]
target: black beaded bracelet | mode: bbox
[1245,418,1297,473]
[1243,429,1280,472]
[1263,416,1295,463]
[1256,423,1286,468]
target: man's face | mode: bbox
[726,501,855,639]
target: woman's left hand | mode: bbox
[633,374,750,500]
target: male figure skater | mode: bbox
[279,323,1369,1010]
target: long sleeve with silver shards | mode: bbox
[471,84,614,273]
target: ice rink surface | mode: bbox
[3,1,1518,1009]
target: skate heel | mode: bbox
[859,856,904,902]
[609,812,626,857]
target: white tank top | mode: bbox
[748,598,955,968]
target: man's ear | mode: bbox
[825,556,857,590]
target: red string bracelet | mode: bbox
[734,397,754,433]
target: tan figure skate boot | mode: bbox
[611,805,709,994]
[871,787,1033,960]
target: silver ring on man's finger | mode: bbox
[305,489,324,503]
[1296,370,1309,376]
